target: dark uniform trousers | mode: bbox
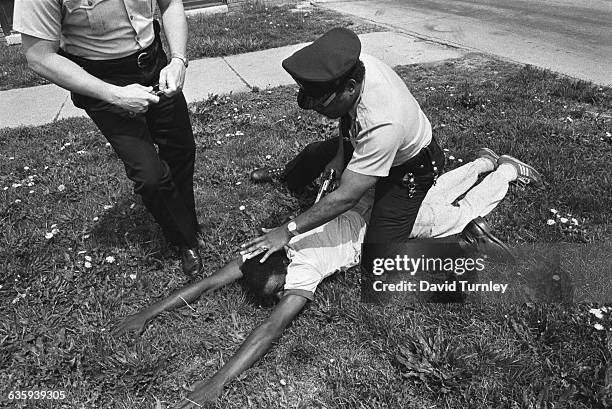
[60,25,198,248]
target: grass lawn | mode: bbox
[1,55,611,408]
[0,3,379,92]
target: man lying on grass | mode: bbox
[114,149,541,407]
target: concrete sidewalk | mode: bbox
[0,31,464,129]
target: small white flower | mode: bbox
[549,209,558,214]
[84,261,92,269]
[235,131,244,136]
[27,182,34,187]
[23,166,29,171]
[14,199,21,204]
[546,219,556,225]
[29,190,34,194]
[593,323,604,331]
[239,205,246,211]
[216,140,222,145]
[105,142,111,147]
[571,218,579,225]
[457,158,463,162]
[83,234,90,239]
[93,217,99,222]
[265,155,272,160]
[589,308,604,319]
[559,217,568,223]
[130,203,136,209]
[45,232,54,240]
[103,205,113,210]
[129,273,137,280]
[58,184,66,192]
[51,224,57,228]
[3,187,7,191]
[85,255,92,262]
[105,256,115,263]
[9,157,14,160]
[51,228,59,235]
[279,379,287,386]
[11,183,22,188]
[76,150,87,154]
[552,274,560,281]
[449,155,455,160]
[78,250,86,255]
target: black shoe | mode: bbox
[180,247,202,278]
[250,166,284,183]
[459,217,516,264]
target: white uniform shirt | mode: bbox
[13,0,155,59]
[346,53,432,178]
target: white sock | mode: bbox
[498,163,519,181]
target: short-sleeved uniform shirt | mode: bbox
[346,53,432,178]
[13,0,155,59]
[281,189,374,300]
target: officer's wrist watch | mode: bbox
[171,54,189,68]
[286,221,299,237]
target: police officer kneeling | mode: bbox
[14,0,202,276]
[242,28,512,265]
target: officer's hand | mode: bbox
[158,58,186,97]
[110,84,160,116]
[240,224,291,263]
[324,154,344,180]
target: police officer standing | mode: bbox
[13,0,202,276]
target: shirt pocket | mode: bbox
[64,0,114,34]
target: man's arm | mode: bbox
[21,35,159,114]
[241,169,377,262]
[324,119,348,177]
[156,0,188,96]
[174,294,308,408]
[113,259,244,336]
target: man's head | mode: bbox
[282,27,365,119]
[239,251,289,305]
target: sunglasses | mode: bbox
[299,87,338,110]
[319,91,338,108]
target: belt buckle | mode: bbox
[137,51,149,68]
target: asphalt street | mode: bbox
[316,0,612,85]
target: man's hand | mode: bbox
[240,224,291,263]
[158,58,186,97]
[109,84,160,116]
[324,154,345,180]
[112,312,150,337]
[173,380,223,408]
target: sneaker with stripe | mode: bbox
[498,155,544,188]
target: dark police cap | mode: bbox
[282,27,361,108]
